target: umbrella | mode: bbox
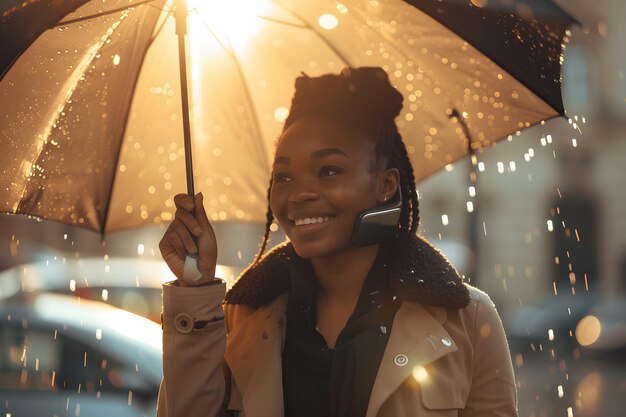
[0,0,577,234]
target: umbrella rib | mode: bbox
[255,15,307,29]
[147,6,174,48]
[191,11,272,173]
[188,8,235,54]
[55,0,161,26]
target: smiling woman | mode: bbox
[157,67,518,417]
[269,118,395,259]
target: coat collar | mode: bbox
[224,234,470,309]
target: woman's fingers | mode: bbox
[166,232,187,260]
[160,192,218,284]
[170,220,198,254]
[174,195,203,237]
[193,193,218,277]
[194,192,211,230]
[173,193,194,211]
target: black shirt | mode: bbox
[282,247,401,417]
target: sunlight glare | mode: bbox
[412,365,429,383]
[189,0,268,51]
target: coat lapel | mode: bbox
[224,295,288,417]
[365,302,456,417]
[225,296,456,417]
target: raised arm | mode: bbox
[158,280,228,417]
[157,193,229,417]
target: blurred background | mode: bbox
[1,0,625,416]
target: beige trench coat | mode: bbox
[158,280,518,417]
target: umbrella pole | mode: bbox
[175,0,195,198]
[175,0,204,283]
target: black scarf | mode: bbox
[281,246,401,417]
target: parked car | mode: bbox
[0,257,237,322]
[0,292,162,417]
[504,292,626,360]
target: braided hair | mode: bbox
[253,67,419,264]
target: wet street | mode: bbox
[516,356,626,417]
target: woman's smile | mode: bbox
[289,214,336,239]
[292,216,332,226]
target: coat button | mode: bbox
[441,337,452,347]
[175,313,194,334]
[394,354,409,367]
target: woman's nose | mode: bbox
[288,181,319,203]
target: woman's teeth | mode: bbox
[294,216,330,226]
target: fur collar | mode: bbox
[224,235,470,310]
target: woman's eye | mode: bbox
[319,166,342,177]
[273,172,292,183]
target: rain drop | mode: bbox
[272,107,289,123]
[318,14,338,30]
[336,2,348,13]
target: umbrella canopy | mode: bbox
[0,0,577,233]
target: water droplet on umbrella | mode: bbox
[274,107,289,122]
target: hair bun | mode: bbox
[286,67,404,129]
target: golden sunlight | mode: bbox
[189,0,268,51]
[412,365,429,384]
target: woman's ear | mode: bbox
[378,168,400,203]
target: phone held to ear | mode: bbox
[351,188,402,247]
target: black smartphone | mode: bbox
[350,188,402,247]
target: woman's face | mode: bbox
[270,117,397,259]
